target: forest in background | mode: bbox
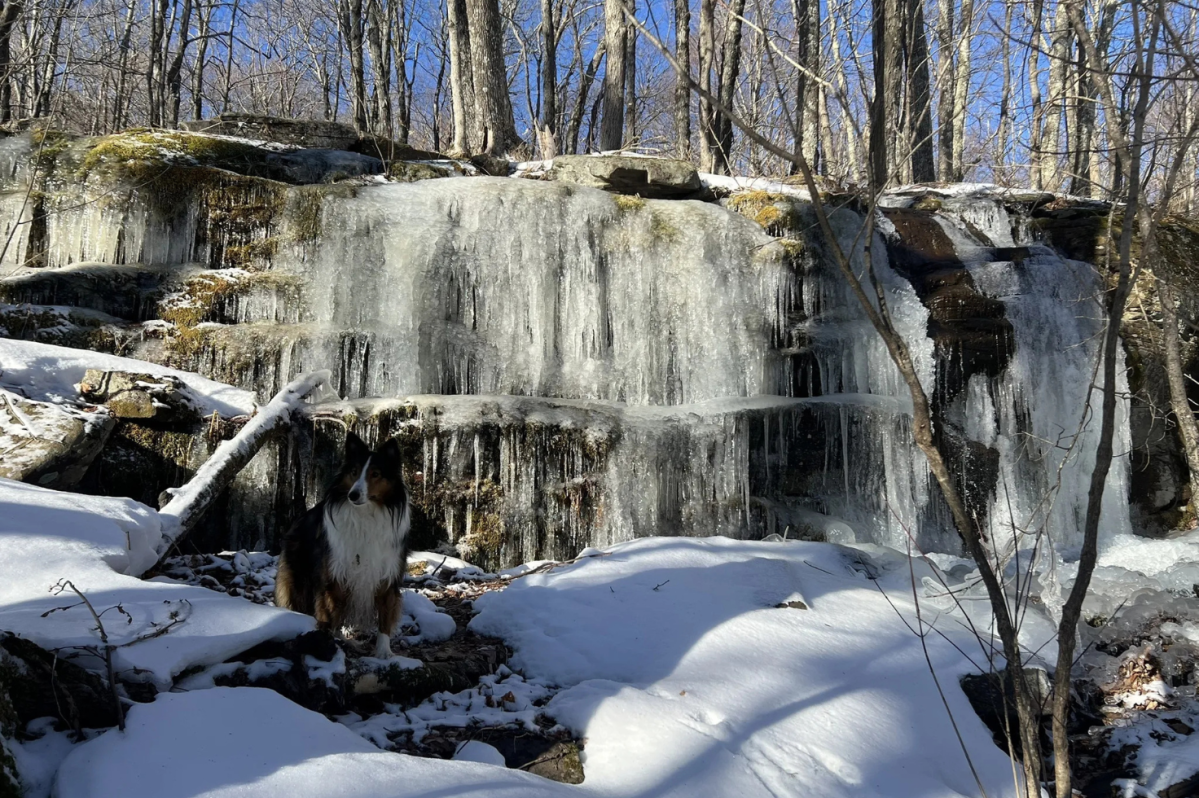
[0,0,1195,207]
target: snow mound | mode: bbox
[0,338,256,417]
[472,536,1026,797]
[0,478,311,688]
[55,687,568,798]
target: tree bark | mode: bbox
[567,41,603,154]
[697,0,715,170]
[539,0,557,157]
[0,1,22,124]
[905,0,934,182]
[191,0,212,121]
[599,0,628,150]
[447,0,476,153]
[673,0,690,158]
[366,0,393,138]
[338,0,369,132]
[465,0,521,155]
[710,0,747,173]
[164,0,195,126]
[949,0,973,179]
[1027,0,1044,188]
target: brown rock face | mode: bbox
[881,208,1015,406]
[880,207,1015,532]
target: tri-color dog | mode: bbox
[275,431,411,659]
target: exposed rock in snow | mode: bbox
[0,390,114,489]
[0,339,256,418]
[548,154,708,199]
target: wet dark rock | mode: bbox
[549,154,709,200]
[0,632,119,733]
[960,667,1053,757]
[263,149,384,184]
[0,264,183,322]
[470,729,584,784]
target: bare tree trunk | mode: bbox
[338,0,369,132]
[673,0,690,158]
[33,0,69,119]
[599,0,628,150]
[905,0,934,182]
[447,0,475,153]
[164,0,195,126]
[466,0,520,155]
[191,0,212,120]
[624,10,636,145]
[710,0,747,173]
[949,0,972,179]
[366,0,393,138]
[1042,0,1071,190]
[881,0,903,178]
[392,0,413,143]
[697,0,715,170]
[538,0,557,157]
[567,41,603,153]
[221,0,238,113]
[996,0,1013,181]
[791,0,819,170]
[934,0,953,180]
[0,1,23,124]
[1052,5,1160,795]
[1028,0,1044,188]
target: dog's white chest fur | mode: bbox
[324,501,409,628]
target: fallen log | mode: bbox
[152,369,331,565]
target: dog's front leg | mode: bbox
[373,580,402,658]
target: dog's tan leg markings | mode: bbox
[315,577,348,633]
[373,580,402,658]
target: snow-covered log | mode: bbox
[154,369,332,561]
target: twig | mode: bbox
[47,579,125,731]
[652,580,670,591]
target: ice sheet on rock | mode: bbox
[297,177,795,405]
[0,479,311,688]
[472,536,1025,797]
[0,338,256,417]
[55,687,569,798]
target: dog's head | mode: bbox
[338,431,406,508]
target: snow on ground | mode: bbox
[0,478,312,688]
[55,535,1028,798]
[54,688,568,798]
[0,338,257,417]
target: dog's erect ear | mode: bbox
[344,431,370,465]
[374,437,401,466]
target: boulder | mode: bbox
[0,390,115,489]
[960,667,1053,756]
[78,370,202,425]
[0,633,120,733]
[181,114,359,151]
[548,154,708,199]
[264,149,384,184]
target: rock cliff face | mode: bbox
[1,128,1195,567]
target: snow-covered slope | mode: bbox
[0,478,311,688]
[55,536,1026,798]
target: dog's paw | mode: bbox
[372,633,394,659]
